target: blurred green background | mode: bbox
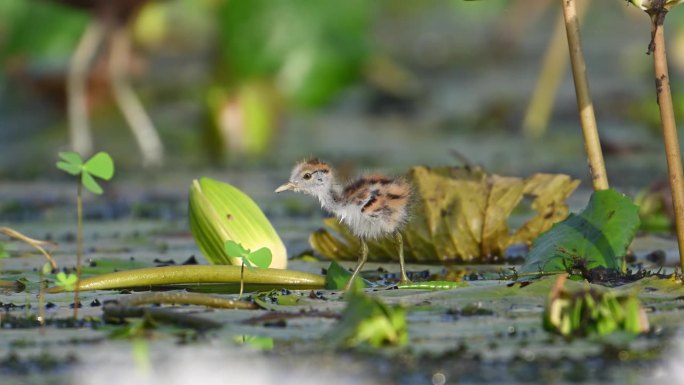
[1,0,683,187]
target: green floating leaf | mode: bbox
[189,178,287,269]
[521,189,640,275]
[84,152,115,180]
[233,335,274,351]
[324,261,368,290]
[328,290,407,348]
[252,290,301,310]
[398,281,469,291]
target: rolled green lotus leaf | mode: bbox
[626,0,684,11]
[189,177,287,269]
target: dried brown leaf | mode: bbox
[309,166,579,263]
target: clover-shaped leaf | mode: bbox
[55,272,78,292]
[56,151,115,195]
[56,152,84,175]
[224,240,272,270]
[224,240,250,258]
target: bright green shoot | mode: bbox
[56,151,115,319]
[224,240,272,269]
[57,151,115,195]
[224,240,272,297]
[55,272,78,292]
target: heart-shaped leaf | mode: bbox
[84,152,115,180]
[247,247,272,269]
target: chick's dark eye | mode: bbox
[303,173,312,180]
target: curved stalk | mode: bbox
[0,227,57,269]
[561,0,609,190]
[46,265,325,293]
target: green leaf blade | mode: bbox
[58,151,83,167]
[521,189,640,275]
[56,161,82,176]
[81,172,104,195]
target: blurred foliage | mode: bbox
[214,0,376,108]
[311,166,579,263]
[328,289,408,348]
[635,181,674,232]
[544,275,649,338]
[0,0,87,62]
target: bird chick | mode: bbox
[276,158,412,289]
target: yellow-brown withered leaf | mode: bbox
[309,166,579,263]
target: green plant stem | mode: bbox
[561,0,609,191]
[75,182,82,319]
[650,7,684,273]
[239,261,245,299]
[116,292,257,309]
[39,271,45,331]
[46,265,326,293]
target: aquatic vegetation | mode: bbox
[521,189,640,276]
[544,275,649,337]
[224,240,272,296]
[312,166,579,263]
[328,289,408,348]
[189,177,287,269]
[56,151,115,318]
[54,272,78,292]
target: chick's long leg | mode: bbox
[396,232,410,284]
[345,239,368,291]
